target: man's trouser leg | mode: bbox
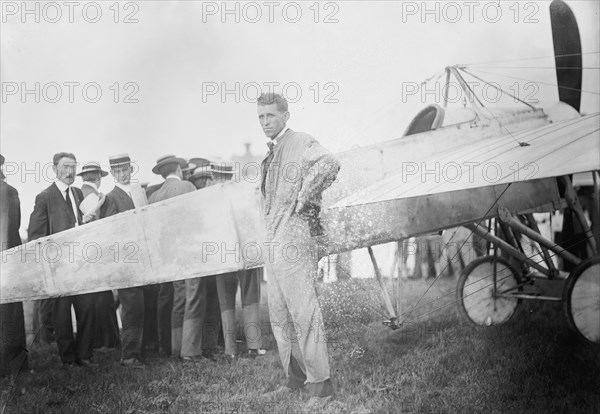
[141,285,159,354]
[157,282,173,356]
[53,297,76,363]
[118,287,145,360]
[94,290,119,348]
[239,269,262,351]
[180,277,206,357]
[266,263,305,389]
[72,293,97,361]
[216,272,238,355]
[37,299,55,343]
[203,276,221,352]
[171,280,186,356]
[0,302,27,376]
[266,235,333,397]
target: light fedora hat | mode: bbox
[152,154,187,175]
[77,161,109,177]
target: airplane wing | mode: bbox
[332,113,599,208]
[2,114,597,304]
[0,182,266,304]
[321,113,599,253]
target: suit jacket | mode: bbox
[145,183,163,200]
[260,128,340,240]
[28,183,83,241]
[148,177,196,204]
[102,186,135,217]
[0,181,22,249]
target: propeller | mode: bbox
[549,0,582,113]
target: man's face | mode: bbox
[257,103,289,139]
[204,176,216,188]
[53,157,77,186]
[111,164,132,185]
[192,176,209,190]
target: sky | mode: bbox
[1,0,599,234]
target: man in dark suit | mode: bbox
[148,155,197,358]
[0,154,28,376]
[28,152,97,368]
[78,162,120,351]
[101,154,146,368]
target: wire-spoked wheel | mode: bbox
[457,256,521,326]
[563,255,600,345]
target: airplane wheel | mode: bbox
[563,256,600,345]
[457,256,520,326]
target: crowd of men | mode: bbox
[1,93,340,406]
[25,152,269,370]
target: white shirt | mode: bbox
[55,180,79,227]
[267,127,289,149]
[166,174,181,181]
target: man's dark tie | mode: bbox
[261,141,275,196]
[65,188,77,225]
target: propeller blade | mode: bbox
[550,0,582,112]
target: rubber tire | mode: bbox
[563,255,600,345]
[457,255,520,326]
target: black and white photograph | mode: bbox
[1,0,599,412]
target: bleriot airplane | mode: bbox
[1,0,598,345]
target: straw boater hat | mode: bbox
[210,162,238,175]
[77,161,109,177]
[152,154,187,175]
[108,153,132,168]
[188,158,213,181]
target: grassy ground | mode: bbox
[1,276,599,413]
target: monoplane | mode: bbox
[2,0,598,345]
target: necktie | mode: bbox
[65,188,77,225]
[261,141,275,196]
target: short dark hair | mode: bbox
[159,163,179,179]
[53,152,76,165]
[257,93,288,112]
[81,171,101,182]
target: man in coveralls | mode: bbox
[257,92,340,406]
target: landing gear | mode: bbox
[563,256,600,345]
[457,256,520,326]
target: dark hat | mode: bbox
[0,154,4,166]
[152,154,187,175]
[109,153,132,168]
[77,161,108,177]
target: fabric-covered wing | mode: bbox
[332,113,599,209]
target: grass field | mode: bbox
[1,275,599,413]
